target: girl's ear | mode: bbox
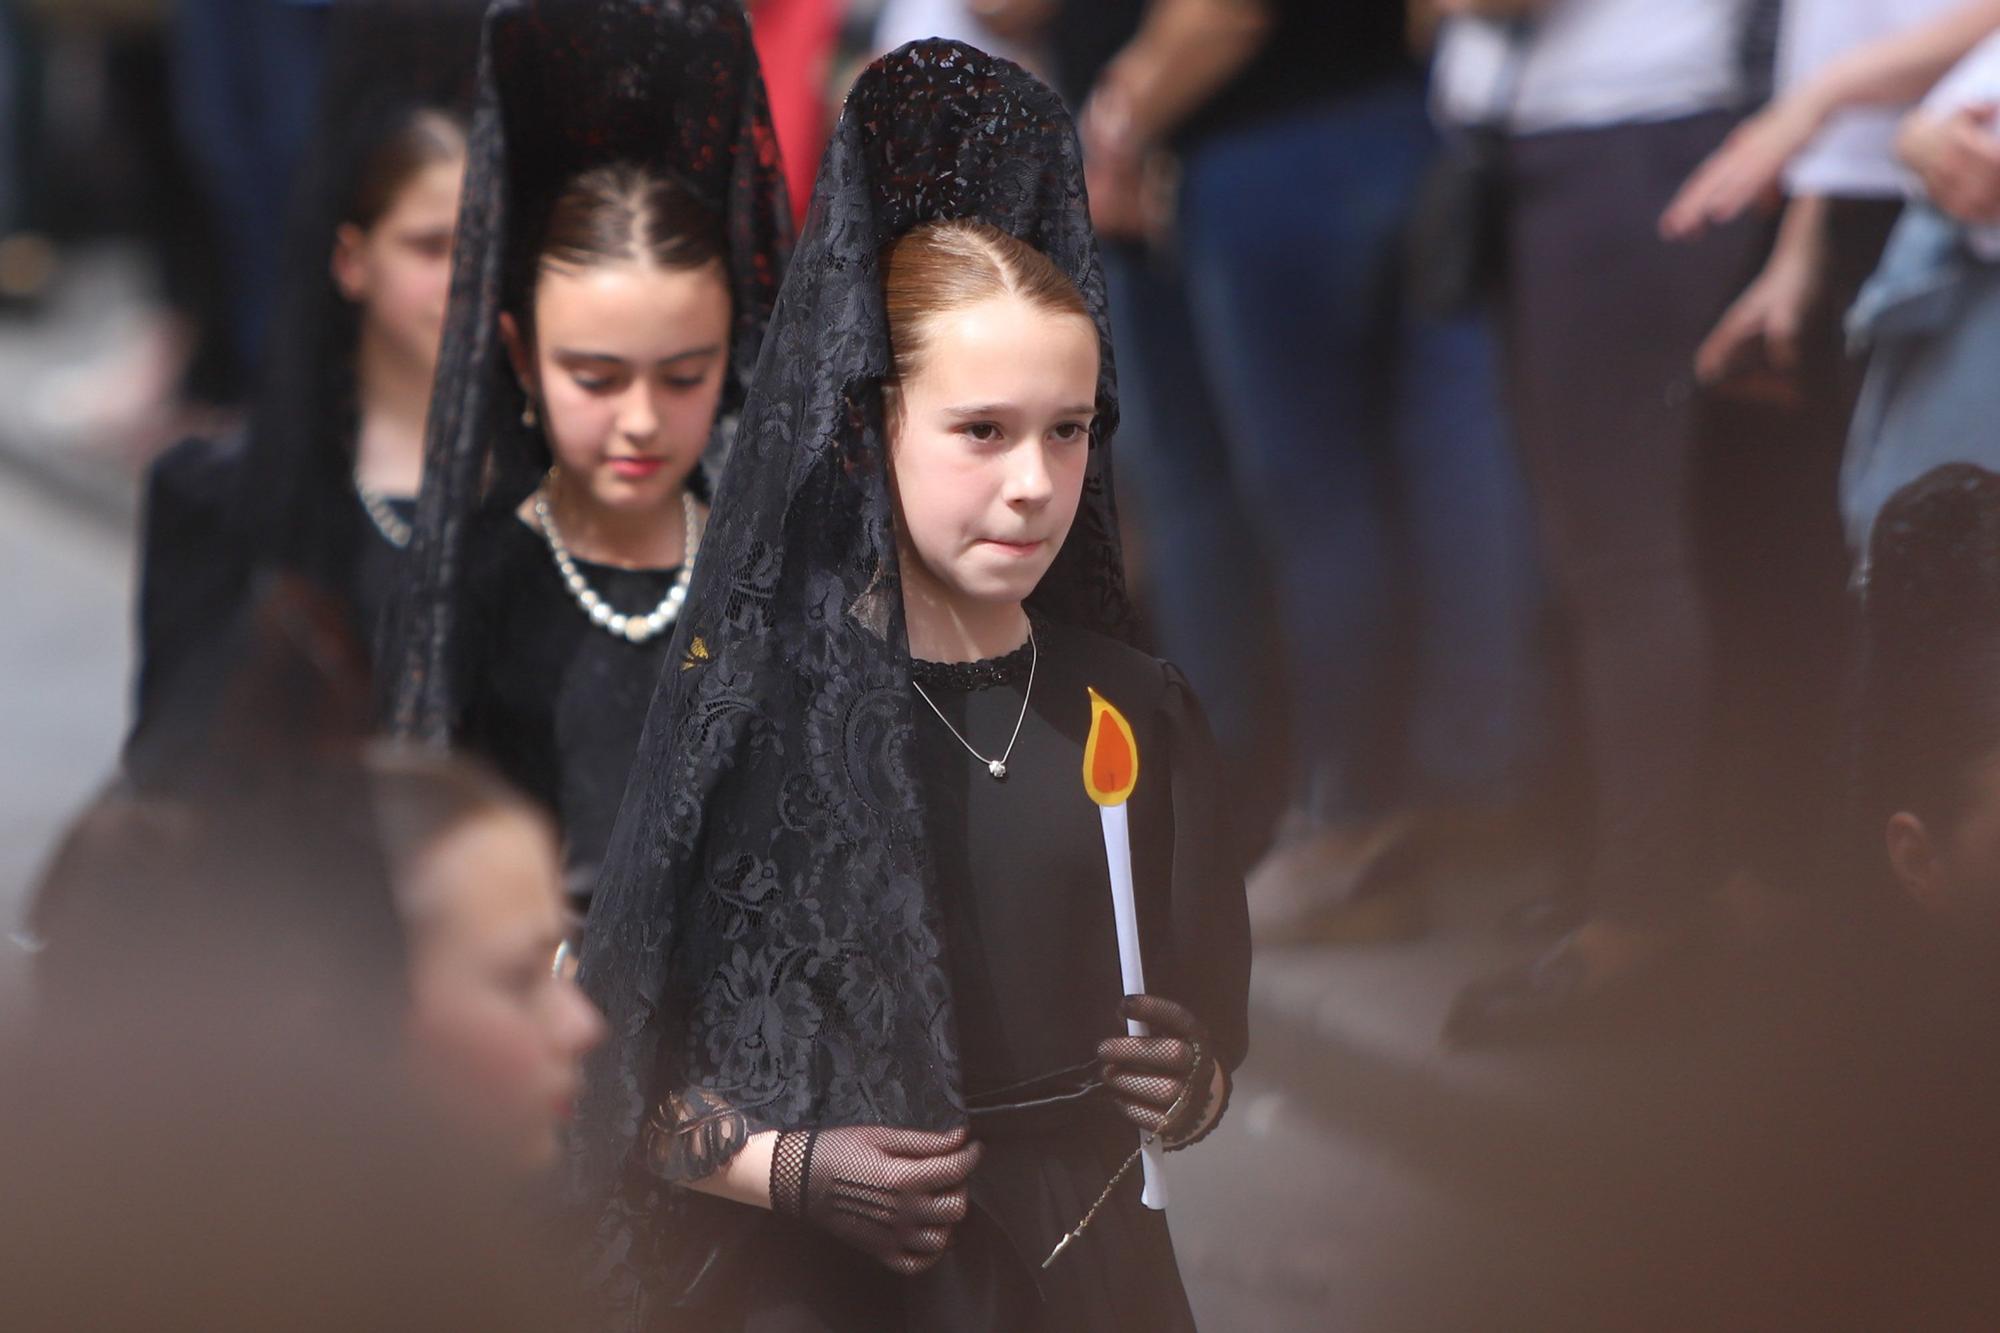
[499,311,536,400]
[331,223,369,303]
[1888,811,1948,916]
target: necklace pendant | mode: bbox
[988,760,1008,780]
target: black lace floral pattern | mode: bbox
[567,39,1139,1321]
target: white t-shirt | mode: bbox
[1434,0,1748,134]
[1921,27,2000,115]
[1780,0,1963,197]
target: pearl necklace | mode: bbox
[355,480,412,549]
[909,624,1036,780]
[532,485,701,645]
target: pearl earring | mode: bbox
[521,399,538,429]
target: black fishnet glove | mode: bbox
[768,1124,982,1275]
[1097,994,1227,1149]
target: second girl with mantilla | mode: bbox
[390,0,791,908]
[574,40,1251,1332]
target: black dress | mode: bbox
[673,618,1251,1332]
[456,510,681,905]
[348,490,416,662]
[127,434,414,769]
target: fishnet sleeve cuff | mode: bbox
[768,1129,816,1218]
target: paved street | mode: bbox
[0,475,131,1016]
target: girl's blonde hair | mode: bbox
[881,219,1091,389]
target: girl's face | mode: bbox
[332,156,467,376]
[504,259,732,517]
[1889,755,2000,936]
[888,292,1098,616]
[400,808,605,1172]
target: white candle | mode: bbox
[1097,800,1168,1210]
[1084,687,1167,1211]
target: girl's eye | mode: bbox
[961,422,1002,443]
[662,374,707,391]
[406,234,453,261]
[1051,421,1090,443]
[572,372,620,393]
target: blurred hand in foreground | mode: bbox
[1900,101,2000,223]
[1661,95,1831,241]
[1694,197,1826,394]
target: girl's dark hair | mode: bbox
[542,162,726,274]
[510,163,727,329]
[1857,464,2000,833]
[345,106,469,232]
[317,103,468,501]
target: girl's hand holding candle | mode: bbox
[1098,994,1227,1147]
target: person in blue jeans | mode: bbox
[1073,0,1545,932]
[170,0,330,388]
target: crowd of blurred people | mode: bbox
[17,0,2000,1327]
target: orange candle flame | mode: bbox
[1083,687,1139,806]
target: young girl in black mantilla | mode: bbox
[456,164,742,907]
[388,0,791,909]
[572,41,1249,1333]
[126,0,481,775]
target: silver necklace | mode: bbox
[355,479,412,549]
[533,483,701,645]
[909,624,1036,780]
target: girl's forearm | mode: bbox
[683,1129,779,1210]
[1104,0,1273,148]
[1774,193,1832,261]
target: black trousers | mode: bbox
[1499,111,1764,922]
[1692,198,1902,896]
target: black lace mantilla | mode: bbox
[569,40,1138,1318]
[389,0,792,745]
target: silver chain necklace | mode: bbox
[533,482,701,645]
[355,479,413,549]
[909,624,1036,780]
